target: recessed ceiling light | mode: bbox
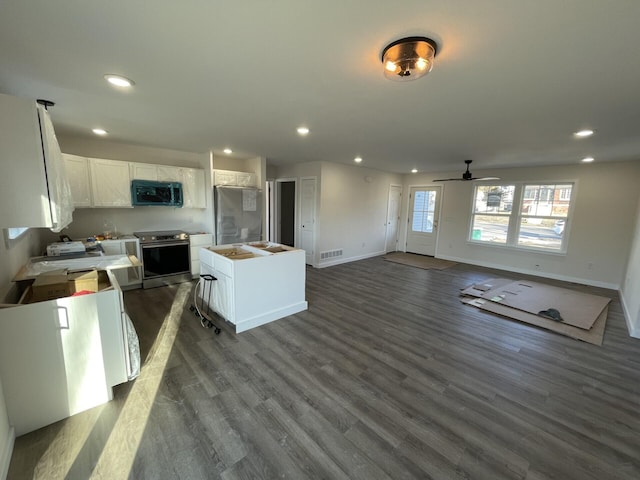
[297,127,310,136]
[574,129,594,138]
[581,157,594,163]
[354,156,363,163]
[411,168,418,173]
[92,128,108,136]
[104,74,135,88]
[223,148,232,154]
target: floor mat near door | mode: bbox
[383,252,458,270]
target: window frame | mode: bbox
[468,181,576,254]
[3,227,30,250]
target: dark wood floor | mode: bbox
[8,257,640,479]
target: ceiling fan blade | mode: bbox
[433,160,500,181]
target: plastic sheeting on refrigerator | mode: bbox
[214,185,263,244]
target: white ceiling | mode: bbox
[2,1,640,174]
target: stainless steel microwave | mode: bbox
[131,180,183,207]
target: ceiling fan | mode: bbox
[433,160,500,182]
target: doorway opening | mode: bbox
[276,179,296,247]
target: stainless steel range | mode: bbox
[133,230,191,288]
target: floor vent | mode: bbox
[320,249,343,260]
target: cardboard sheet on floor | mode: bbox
[477,280,610,330]
[462,296,608,346]
[460,278,513,298]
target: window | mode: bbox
[7,227,29,240]
[411,190,436,233]
[470,182,574,252]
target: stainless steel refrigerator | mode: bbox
[214,185,263,244]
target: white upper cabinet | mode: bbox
[237,172,257,187]
[129,162,158,181]
[89,158,132,207]
[63,154,92,207]
[60,155,207,209]
[213,169,238,186]
[0,94,74,231]
[156,165,182,182]
[213,169,257,187]
[182,168,206,208]
[157,165,206,208]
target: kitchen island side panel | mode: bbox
[199,246,307,332]
[233,250,307,332]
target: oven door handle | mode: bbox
[141,242,190,248]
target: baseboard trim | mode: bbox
[234,301,308,333]
[317,250,385,269]
[0,426,15,480]
[436,254,620,291]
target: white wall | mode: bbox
[621,192,640,337]
[401,160,640,289]
[275,161,403,267]
[318,162,403,266]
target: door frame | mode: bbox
[274,177,297,245]
[385,184,403,253]
[403,184,443,255]
[299,176,317,266]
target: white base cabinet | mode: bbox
[0,270,129,436]
[189,233,213,278]
[199,243,307,333]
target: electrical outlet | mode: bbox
[535,264,540,270]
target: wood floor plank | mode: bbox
[7,256,640,479]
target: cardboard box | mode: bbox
[31,272,70,302]
[30,269,99,302]
[67,269,99,294]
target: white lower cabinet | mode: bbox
[189,233,213,278]
[0,270,129,436]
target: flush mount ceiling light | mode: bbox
[581,157,595,163]
[92,128,108,136]
[104,74,135,88]
[381,36,438,81]
[354,156,363,163]
[223,148,233,154]
[297,126,310,136]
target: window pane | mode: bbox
[521,184,572,217]
[470,215,509,244]
[517,218,563,250]
[474,185,515,214]
[7,227,28,240]
[412,190,436,233]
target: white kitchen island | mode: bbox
[199,243,307,333]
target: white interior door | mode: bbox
[385,185,402,252]
[299,177,317,265]
[406,186,441,256]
